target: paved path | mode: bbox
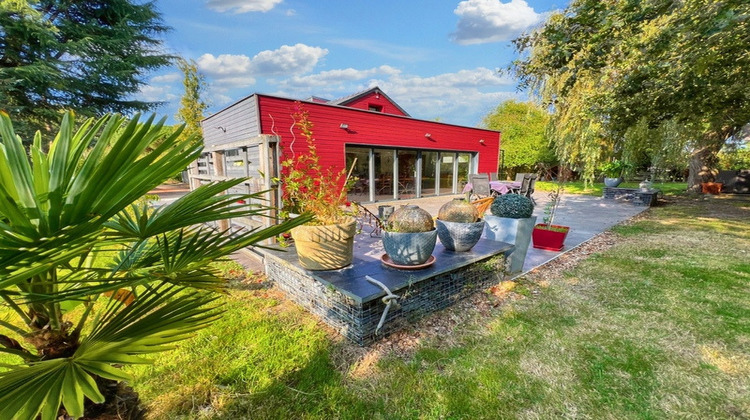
[362,191,648,275]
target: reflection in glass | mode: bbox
[439,152,455,194]
[421,151,438,196]
[398,150,418,198]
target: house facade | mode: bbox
[199,87,501,204]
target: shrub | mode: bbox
[490,194,534,218]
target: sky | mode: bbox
[143,0,563,128]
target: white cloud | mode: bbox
[250,44,328,75]
[139,84,178,103]
[279,66,400,88]
[196,44,327,90]
[452,0,541,45]
[270,66,516,125]
[150,73,181,83]
[330,39,432,63]
[206,0,282,14]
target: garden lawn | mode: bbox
[536,180,687,196]
[124,194,749,419]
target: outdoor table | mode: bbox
[462,180,521,195]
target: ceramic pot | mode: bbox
[291,217,357,270]
[387,205,433,233]
[436,219,485,252]
[437,198,478,223]
[604,177,623,187]
[382,229,437,266]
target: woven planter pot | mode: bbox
[291,217,357,270]
[436,219,485,252]
[382,229,438,266]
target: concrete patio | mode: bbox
[362,190,649,275]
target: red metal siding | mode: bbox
[256,95,500,174]
[339,91,408,116]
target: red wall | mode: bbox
[257,95,500,175]
[338,91,408,116]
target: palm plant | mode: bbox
[0,111,312,419]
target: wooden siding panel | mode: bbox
[256,95,500,174]
[339,91,408,116]
[201,96,260,147]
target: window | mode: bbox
[368,104,383,112]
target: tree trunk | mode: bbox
[686,132,727,193]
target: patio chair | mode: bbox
[514,173,527,183]
[469,174,497,201]
[489,172,499,181]
[526,174,538,203]
[515,175,532,196]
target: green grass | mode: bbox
[121,194,749,419]
[2,194,747,419]
[536,180,688,196]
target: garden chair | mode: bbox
[469,174,497,201]
[489,172,499,181]
[514,175,532,196]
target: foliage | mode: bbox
[175,58,208,141]
[621,119,690,181]
[0,111,311,420]
[0,0,173,140]
[118,197,748,419]
[718,135,750,170]
[599,159,633,178]
[482,100,555,177]
[279,102,356,225]
[540,183,564,229]
[490,194,534,219]
[512,0,750,191]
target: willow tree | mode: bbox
[512,0,750,190]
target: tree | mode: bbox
[0,111,311,419]
[512,0,750,190]
[482,100,555,179]
[0,0,173,139]
[175,58,208,140]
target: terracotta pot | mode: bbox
[291,217,357,270]
[701,182,722,195]
[532,224,570,251]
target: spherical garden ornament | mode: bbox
[438,198,479,223]
[490,194,534,219]
[387,205,434,232]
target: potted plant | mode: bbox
[483,193,536,273]
[532,183,570,251]
[436,198,485,252]
[382,205,437,266]
[600,159,632,187]
[283,103,358,270]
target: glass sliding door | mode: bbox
[345,147,371,202]
[439,152,455,194]
[397,150,418,199]
[374,149,395,200]
[421,151,438,196]
[457,152,472,193]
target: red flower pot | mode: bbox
[532,224,570,251]
[701,182,722,195]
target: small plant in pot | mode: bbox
[436,198,485,252]
[600,159,632,187]
[382,205,437,266]
[282,103,358,270]
[532,183,570,251]
[483,193,536,273]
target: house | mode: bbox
[195,87,500,209]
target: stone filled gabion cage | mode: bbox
[265,254,506,346]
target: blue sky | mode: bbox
[143,0,562,127]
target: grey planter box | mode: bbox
[483,214,537,273]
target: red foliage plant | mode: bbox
[280,102,356,225]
